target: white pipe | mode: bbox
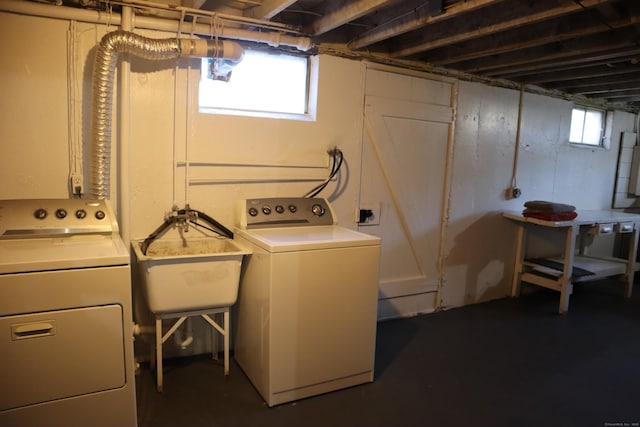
[108,0,297,33]
[185,24,192,208]
[185,73,190,208]
[0,0,312,50]
[510,85,525,194]
[173,317,193,349]
[119,5,133,245]
[134,15,312,51]
[132,323,155,335]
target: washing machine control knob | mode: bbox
[275,205,284,214]
[55,209,67,219]
[262,206,272,215]
[75,209,87,219]
[34,208,47,220]
[248,207,259,217]
[288,205,297,213]
[311,203,325,216]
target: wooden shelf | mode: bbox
[523,256,639,282]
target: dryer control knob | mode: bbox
[248,207,259,217]
[262,206,272,215]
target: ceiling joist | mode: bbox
[92,0,640,111]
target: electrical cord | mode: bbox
[190,209,234,239]
[305,150,339,198]
[304,148,343,198]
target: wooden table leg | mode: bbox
[623,226,639,298]
[558,225,578,314]
[512,223,526,297]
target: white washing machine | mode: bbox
[233,197,381,407]
[0,199,137,427]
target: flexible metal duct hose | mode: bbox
[90,30,181,200]
[90,30,243,199]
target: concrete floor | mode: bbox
[136,279,640,427]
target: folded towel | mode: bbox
[522,210,578,221]
[524,200,576,213]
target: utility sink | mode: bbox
[132,237,250,314]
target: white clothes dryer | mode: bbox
[0,199,137,427]
[233,197,381,407]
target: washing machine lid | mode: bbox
[235,225,380,253]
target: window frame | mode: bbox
[197,49,318,122]
[569,105,612,150]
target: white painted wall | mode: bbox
[1,9,638,331]
[0,13,70,198]
[443,82,636,308]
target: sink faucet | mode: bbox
[167,205,198,233]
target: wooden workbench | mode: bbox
[502,210,640,313]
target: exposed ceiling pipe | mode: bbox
[90,30,244,199]
[132,14,312,51]
[0,0,313,51]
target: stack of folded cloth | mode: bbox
[522,200,577,221]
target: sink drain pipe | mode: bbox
[132,320,193,349]
[89,30,244,200]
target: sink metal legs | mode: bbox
[150,307,230,392]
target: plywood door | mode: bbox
[360,94,453,315]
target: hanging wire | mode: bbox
[105,1,113,31]
[304,148,343,198]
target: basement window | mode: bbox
[569,106,612,149]
[198,49,316,120]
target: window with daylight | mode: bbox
[569,106,611,148]
[198,49,316,120]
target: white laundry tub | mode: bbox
[132,237,250,314]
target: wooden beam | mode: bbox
[430,15,638,69]
[486,47,640,80]
[246,0,298,19]
[348,0,499,49]
[589,89,640,99]
[547,74,640,91]
[390,0,615,58]
[435,27,609,69]
[600,95,640,102]
[574,80,640,95]
[306,0,396,36]
[454,25,639,75]
[518,63,640,85]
